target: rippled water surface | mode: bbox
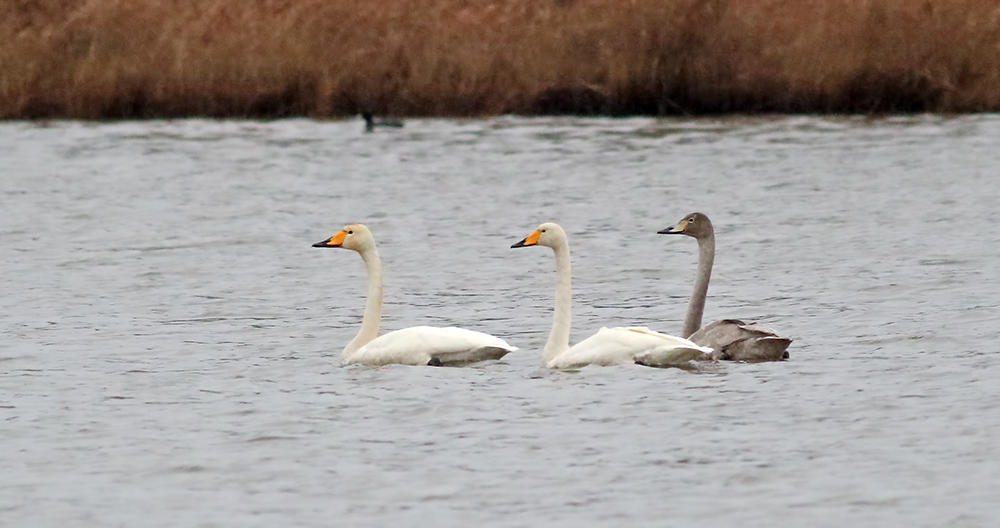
[3,115,999,526]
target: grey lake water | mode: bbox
[2,115,999,527]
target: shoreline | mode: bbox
[3,0,1000,119]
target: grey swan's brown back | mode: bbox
[689,319,791,361]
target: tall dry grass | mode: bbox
[2,0,1000,118]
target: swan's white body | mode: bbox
[314,224,516,366]
[512,223,712,369]
[350,326,515,367]
[661,213,791,362]
[548,326,711,369]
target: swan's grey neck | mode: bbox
[682,233,714,338]
[343,246,383,358]
[545,242,572,362]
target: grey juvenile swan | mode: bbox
[659,212,792,361]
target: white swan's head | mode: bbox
[312,223,376,253]
[511,222,567,249]
[658,212,714,239]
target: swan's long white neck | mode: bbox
[682,233,714,338]
[343,245,383,358]
[545,241,572,362]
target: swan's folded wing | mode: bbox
[352,326,516,366]
[626,327,714,366]
[633,345,711,367]
[724,336,792,362]
[547,327,711,369]
[689,319,791,361]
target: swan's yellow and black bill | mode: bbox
[312,230,348,248]
[658,220,687,235]
[511,229,541,248]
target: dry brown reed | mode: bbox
[3,0,1000,118]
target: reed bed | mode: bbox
[2,0,1000,118]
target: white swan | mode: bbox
[659,212,792,361]
[511,222,712,369]
[313,224,517,366]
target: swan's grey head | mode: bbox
[511,222,567,249]
[312,223,375,252]
[659,212,713,239]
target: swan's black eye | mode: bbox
[348,230,354,234]
[541,229,547,233]
[687,218,694,223]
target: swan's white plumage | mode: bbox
[314,224,516,366]
[352,326,516,367]
[547,326,711,369]
[513,222,712,369]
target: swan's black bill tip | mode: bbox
[312,240,340,248]
[428,358,443,366]
[511,238,528,248]
[658,228,682,235]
